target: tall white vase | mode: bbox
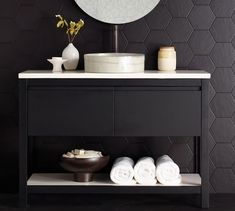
[62,43,79,70]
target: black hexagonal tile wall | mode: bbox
[0,0,19,18]
[209,82,216,102]
[189,56,215,73]
[167,0,193,17]
[193,0,212,5]
[189,31,215,55]
[210,93,235,118]
[0,43,16,68]
[211,68,235,92]
[174,43,193,67]
[208,107,216,128]
[210,19,235,42]
[0,19,18,43]
[145,137,172,157]
[233,138,235,149]
[145,31,172,53]
[208,133,216,153]
[210,0,235,17]
[168,144,193,169]
[209,158,216,176]
[14,31,39,56]
[167,18,193,42]
[19,0,36,6]
[211,144,235,167]
[211,169,235,193]
[210,43,235,67]
[16,6,42,30]
[145,6,172,30]
[125,43,148,54]
[123,19,150,42]
[211,119,235,142]
[233,114,235,126]
[189,6,215,29]
[36,0,62,18]
[233,87,235,99]
[232,12,235,23]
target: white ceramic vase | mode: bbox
[62,43,79,70]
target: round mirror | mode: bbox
[74,0,160,24]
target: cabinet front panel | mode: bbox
[115,90,201,136]
[28,88,113,136]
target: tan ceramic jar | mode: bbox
[158,47,176,71]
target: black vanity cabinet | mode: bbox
[115,89,201,136]
[19,71,210,208]
[28,87,114,136]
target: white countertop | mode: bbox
[18,70,211,79]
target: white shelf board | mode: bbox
[19,70,211,79]
[27,173,201,187]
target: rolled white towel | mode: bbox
[110,157,135,185]
[156,155,182,185]
[134,157,157,185]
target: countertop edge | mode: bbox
[18,70,211,79]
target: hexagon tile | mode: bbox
[189,6,215,29]
[210,18,235,42]
[210,0,235,17]
[211,68,235,93]
[167,18,193,42]
[123,19,150,43]
[189,31,215,55]
[210,93,235,118]
[1,0,235,193]
[210,43,235,67]
[211,144,235,168]
[211,119,235,142]
[167,0,194,17]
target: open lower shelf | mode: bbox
[27,173,201,194]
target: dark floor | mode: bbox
[0,194,234,211]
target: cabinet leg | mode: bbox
[19,80,28,208]
[201,80,209,208]
[19,191,27,208]
[201,189,209,208]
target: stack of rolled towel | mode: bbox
[156,155,182,185]
[110,155,181,185]
[134,157,156,184]
[110,157,136,184]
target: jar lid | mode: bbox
[160,46,175,51]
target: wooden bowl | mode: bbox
[60,155,110,182]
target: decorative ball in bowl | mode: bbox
[60,149,110,182]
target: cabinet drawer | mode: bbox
[115,90,201,136]
[28,88,113,136]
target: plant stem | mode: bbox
[67,32,71,43]
[71,35,75,43]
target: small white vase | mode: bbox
[62,43,79,70]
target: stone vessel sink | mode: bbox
[84,53,145,73]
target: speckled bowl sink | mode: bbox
[84,53,145,73]
[60,156,110,182]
